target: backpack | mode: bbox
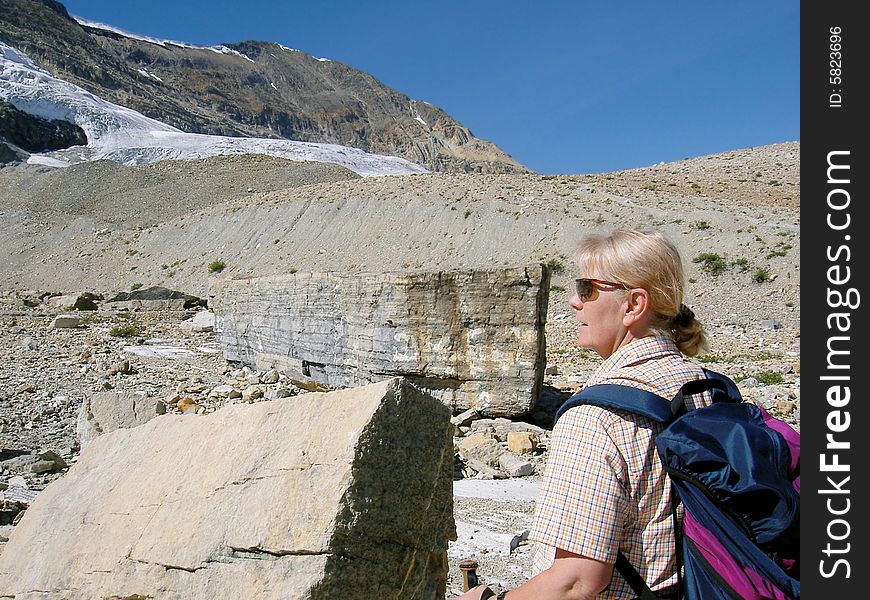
[554,369,800,600]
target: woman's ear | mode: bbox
[623,288,651,327]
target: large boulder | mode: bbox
[209,266,550,417]
[103,286,206,311]
[0,378,455,599]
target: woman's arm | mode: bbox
[456,549,613,600]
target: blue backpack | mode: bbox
[555,370,800,600]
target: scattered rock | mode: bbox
[180,310,215,333]
[506,431,538,455]
[77,391,164,450]
[498,452,534,478]
[45,292,100,312]
[50,314,81,329]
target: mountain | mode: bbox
[0,42,427,176]
[0,0,528,174]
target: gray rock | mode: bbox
[76,391,163,450]
[0,525,14,543]
[210,266,549,417]
[28,460,57,474]
[498,452,534,478]
[45,292,99,311]
[50,315,81,329]
[181,310,216,333]
[451,408,480,428]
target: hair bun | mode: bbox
[673,303,695,328]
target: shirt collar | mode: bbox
[589,335,681,381]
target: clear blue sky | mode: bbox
[60,0,799,175]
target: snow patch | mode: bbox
[73,16,255,61]
[136,68,163,82]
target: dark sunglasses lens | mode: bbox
[576,279,593,300]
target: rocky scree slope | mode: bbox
[0,0,526,174]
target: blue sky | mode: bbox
[60,0,799,175]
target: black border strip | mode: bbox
[802,1,868,596]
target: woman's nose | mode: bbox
[569,293,583,310]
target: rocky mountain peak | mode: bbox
[0,0,529,173]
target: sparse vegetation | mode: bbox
[130,282,143,291]
[109,323,140,338]
[550,284,566,292]
[208,260,226,273]
[753,268,772,283]
[731,258,750,271]
[694,220,711,230]
[756,371,785,385]
[693,252,727,275]
[545,257,566,273]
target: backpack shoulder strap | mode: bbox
[554,384,673,425]
[701,368,743,399]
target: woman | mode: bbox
[459,229,710,600]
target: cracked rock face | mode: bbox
[0,378,455,599]
[210,266,550,418]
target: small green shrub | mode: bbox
[550,284,566,292]
[130,282,143,291]
[109,323,140,338]
[753,268,771,283]
[731,258,750,271]
[693,252,727,275]
[694,220,711,230]
[756,371,785,385]
[208,260,226,273]
[690,183,701,190]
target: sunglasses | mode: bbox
[575,278,629,301]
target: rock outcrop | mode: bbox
[0,378,455,599]
[0,98,87,162]
[210,266,549,417]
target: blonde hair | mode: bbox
[572,229,708,356]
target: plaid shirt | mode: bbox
[530,335,710,598]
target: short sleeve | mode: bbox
[529,405,629,563]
